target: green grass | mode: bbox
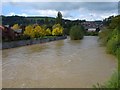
[93,71,118,88]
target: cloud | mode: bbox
[4,2,118,12]
[2,2,118,20]
[6,12,28,16]
[2,0,120,2]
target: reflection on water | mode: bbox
[2,36,117,88]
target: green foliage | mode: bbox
[99,27,113,45]
[106,28,118,55]
[109,15,120,29]
[86,31,98,36]
[70,25,84,40]
[98,15,120,89]
[93,71,118,88]
[56,11,62,25]
[63,28,70,35]
[44,17,49,25]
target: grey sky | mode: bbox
[2,2,119,21]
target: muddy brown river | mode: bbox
[2,36,117,88]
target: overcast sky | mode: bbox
[2,1,119,21]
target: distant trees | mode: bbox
[44,17,49,25]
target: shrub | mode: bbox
[99,27,113,45]
[106,28,118,55]
[106,38,118,55]
[69,25,84,40]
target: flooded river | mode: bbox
[2,36,117,88]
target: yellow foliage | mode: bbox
[24,25,35,38]
[34,25,42,38]
[23,24,63,38]
[34,25,46,37]
[24,25,46,38]
[46,28,51,36]
[12,24,20,30]
[52,24,63,36]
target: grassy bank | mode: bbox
[94,15,120,88]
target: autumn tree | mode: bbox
[46,28,51,36]
[12,24,20,30]
[24,25,34,38]
[52,24,63,36]
[34,25,46,37]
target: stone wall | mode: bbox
[2,36,67,49]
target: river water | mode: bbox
[2,36,117,88]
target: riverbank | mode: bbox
[1,36,67,49]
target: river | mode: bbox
[2,36,117,88]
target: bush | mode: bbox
[86,31,98,36]
[106,38,118,55]
[99,27,113,45]
[69,25,84,40]
[106,28,118,55]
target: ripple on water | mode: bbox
[2,36,117,88]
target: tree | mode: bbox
[46,28,51,36]
[56,11,62,25]
[12,24,20,30]
[24,25,35,38]
[70,25,84,40]
[109,15,120,29]
[34,25,42,38]
[52,24,63,36]
[33,25,46,38]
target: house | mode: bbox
[88,28,96,32]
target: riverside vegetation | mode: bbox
[93,15,120,88]
[2,12,64,42]
[69,25,84,40]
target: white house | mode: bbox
[88,28,96,32]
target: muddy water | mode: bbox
[2,36,117,88]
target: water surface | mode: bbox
[2,36,117,88]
